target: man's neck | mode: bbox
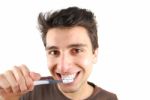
[59,82,94,100]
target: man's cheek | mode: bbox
[79,58,93,68]
[47,63,54,73]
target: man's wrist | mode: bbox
[0,95,20,100]
[0,96,4,100]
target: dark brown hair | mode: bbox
[38,7,98,51]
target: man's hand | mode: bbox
[0,64,41,100]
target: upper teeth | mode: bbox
[61,74,76,79]
[61,73,76,84]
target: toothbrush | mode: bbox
[34,79,74,86]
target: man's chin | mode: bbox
[58,84,80,93]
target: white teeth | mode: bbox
[62,79,74,84]
[61,73,76,84]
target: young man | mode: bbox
[0,7,117,100]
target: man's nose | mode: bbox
[57,53,72,74]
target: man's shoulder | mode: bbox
[99,88,118,100]
[88,82,118,100]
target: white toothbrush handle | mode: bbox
[34,80,62,86]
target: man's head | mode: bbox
[38,7,99,96]
[38,7,98,52]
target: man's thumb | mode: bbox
[29,72,41,81]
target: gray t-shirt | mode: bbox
[20,77,117,100]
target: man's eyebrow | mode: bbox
[67,43,87,48]
[45,44,87,50]
[45,46,58,50]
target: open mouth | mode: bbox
[56,71,80,84]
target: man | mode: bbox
[0,7,117,100]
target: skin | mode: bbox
[46,26,98,99]
[0,65,41,100]
[0,26,98,100]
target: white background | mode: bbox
[0,0,150,100]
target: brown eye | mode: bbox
[71,48,83,55]
[48,50,60,56]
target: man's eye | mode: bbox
[71,48,83,54]
[48,50,60,56]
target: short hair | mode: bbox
[38,7,98,52]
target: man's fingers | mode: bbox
[12,66,27,92]
[0,74,12,94]
[4,70,19,93]
[19,64,34,90]
[29,72,41,81]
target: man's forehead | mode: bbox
[46,26,88,37]
[45,26,92,49]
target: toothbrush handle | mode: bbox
[34,80,62,86]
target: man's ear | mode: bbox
[92,48,98,64]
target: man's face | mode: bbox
[45,26,98,93]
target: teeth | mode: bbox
[61,73,76,84]
[63,79,74,84]
[61,74,76,79]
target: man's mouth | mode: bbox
[56,72,80,84]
